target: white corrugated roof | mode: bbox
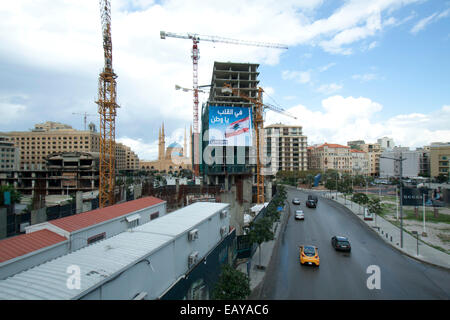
[136,202,229,237]
[0,202,229,300]
[0,231,172,300]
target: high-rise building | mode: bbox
[308,143,352,173]
[377,137,395,151]
[361,143,382,177]
[0,136,20,172]
[430,142,450,178]
[4,122,100,170]
[264,124,307,175]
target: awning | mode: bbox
[126,214,141,222]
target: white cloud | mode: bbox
[411,8,450,34]
[264,97,450,148]
[318,62,336,72]
[0,102,27,126]
[316,83,343,95]
[352,73,377,82]
[282,70,311,84]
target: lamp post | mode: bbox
[380,153,406,248]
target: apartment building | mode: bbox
[361,143,382,177]
[351,149,369,176]
[0,136,20,172]
[264,124,307,175]
[308,143,352,173]
[4,121,100,170]
[430,142,450,178]
[379,147,423,178]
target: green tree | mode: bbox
[436,174,448,183]
[368,197,382,215]
[248,217,274,268]
[0,184,22,205]
[212,264,251,300]
[352,193,369,205]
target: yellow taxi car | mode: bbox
[299,245,320,267]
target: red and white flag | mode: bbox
[225,116,250,138]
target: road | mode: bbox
[259,187,450,299]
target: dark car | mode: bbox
[306,199,316,208]
[331,236,351,252]
[292,198,301,205]
[308,195,318,204]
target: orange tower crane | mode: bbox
[160,31,288,178]
[222,83,297,204]
[96,0,119,208]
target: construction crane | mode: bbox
[222,83,297,204]
[72,112,96,131]
[96,0,119,208]
[160,31,288,178]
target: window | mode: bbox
[150,212,159,220]
[87,232,106,244]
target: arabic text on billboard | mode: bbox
[209,106,253,146]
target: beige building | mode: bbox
[430,142,450,178]
[308,143,352,173]
[140,123,192,173]
[0,136,20,171]
[351,149,369,176]
[4,121,139,171]
[361,143,382,177]
[264,124,307,175]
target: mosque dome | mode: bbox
[167,142,182,149]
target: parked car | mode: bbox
[295,210,304,220]
[331,236,351,252]
[299,245,320,266]
[306,199,316,208]
[308,195,318,204]
[292,198,301,205]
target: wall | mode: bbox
[0,208,6,240]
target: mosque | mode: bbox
[139,122,192,173]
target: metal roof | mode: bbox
[50,196,165,232]
[0,201,229,300]
[0,229,67,263]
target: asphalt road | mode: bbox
[259,187,450,299]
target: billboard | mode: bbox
[402,187,428,206]
[208,106,253,146]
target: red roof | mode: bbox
[351,149,366,153]
[316,143,350,149]
[0,229,67,263]
[50,196,165,233]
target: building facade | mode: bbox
[379,147,422,178]
[264,124,307,175]
[430,142,450,178]
[0,136,20,172]
[377,137,395,151]
[139,123,191,173]
[350,149,369,176]
[361,143,382,177]
[308,143,352,173]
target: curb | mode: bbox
[319,192,450,271]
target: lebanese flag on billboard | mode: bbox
[225,116,250,138]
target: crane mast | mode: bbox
[160,30,288,179]
[96,0,119,208]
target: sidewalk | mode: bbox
[312,189,450,270]
[237,200,290,298]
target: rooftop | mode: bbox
[49,196,165,233]
[0,229,67,263]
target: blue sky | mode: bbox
[0,0,449,159]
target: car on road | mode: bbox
[292,198,301,205]
[331,236,351,252]
[306,199,316,208]
[295,210,304,220]
[299,245,320,266]
[307,195,318,204]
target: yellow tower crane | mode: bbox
[96,0,119,208]
[222,83,297,204]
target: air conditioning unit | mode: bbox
[220,210,228,219]
[20,222,30,233]
[220,226,228,238]
[188,229,199,241]
[188,251,199,267]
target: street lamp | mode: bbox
[380,153,407,248]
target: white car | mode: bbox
[295,210,304,220]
